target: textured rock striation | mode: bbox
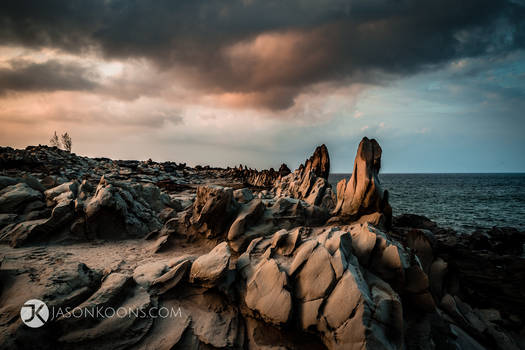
[331,137,392,228]
[0,175,170,246]
[273,144,335,208]
[0,141,524,350]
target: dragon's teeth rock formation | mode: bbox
[227,163,291,188]
[273,144,335,208]
[332,137,392,228]
[1,141,524,349]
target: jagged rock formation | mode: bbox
[227,163,291,188]
[391,214,525,350]
[152,184,329,253]
[237,223,410,349]
[0,176,172,246]
[273,144,335,208]
[332,137,392,228]
[0,145,240,195]
[1,142,524,350]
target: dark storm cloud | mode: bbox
[1,0,524,108]
[0,59,99,94]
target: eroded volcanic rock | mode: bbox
[227,163,291,188]
[1,142,524,350]
[273,144,335,208]
[0,175,172,246]
[332,137,392,228]
[188,185,239,239]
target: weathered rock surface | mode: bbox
[0,141,523,350]
[273,145,335,208]
[228,163,291,188]
[84,176,162,239]
[236,224,412,350]
[227,199,266,245]
[189,185,238,238]
[150,258,192,295]
[245,258,292,325]
[0,262,103,349]
[161,183,330,253]
[0,183,43,213]
[332,137,392,228]
[1,198,75,247]
[189,242,231,287]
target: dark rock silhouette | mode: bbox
[227,163,291,188]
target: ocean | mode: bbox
[328,173,525,234]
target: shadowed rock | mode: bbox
[0,183,43,214]
[84,176,162,239]
[189,185,238,238]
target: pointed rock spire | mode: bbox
[332,137,391,228]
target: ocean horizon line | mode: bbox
[331,172,525,175]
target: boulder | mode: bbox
[0,183,43,213]
[190,185,237,238]
[20,174,46,192]
[150,259,192,295]
[189,242,231,287]
[271,227,301,256]
[0,176,18,190]
[227,199,265,251]
[44,181,78,206]
[84,176,162,239]
[2,198,75,247]
[233,188,254,203]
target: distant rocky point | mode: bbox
[0,140,524,349]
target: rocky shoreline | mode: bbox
[0,139,524,349]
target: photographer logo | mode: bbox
[20,299,49,328]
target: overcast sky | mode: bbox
[1,0,524,172]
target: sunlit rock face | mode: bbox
[331,137,392,229]
[273,144,335,208]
